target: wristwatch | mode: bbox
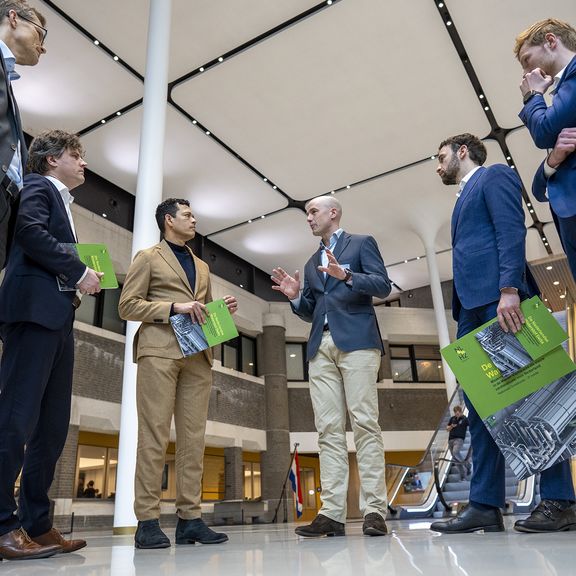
[343,268,353,282]
[523,90,543,105]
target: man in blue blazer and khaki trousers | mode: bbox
[272,195,391,537]
[515,19,576,278]
[431,133,576,534]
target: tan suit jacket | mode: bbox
[118,239,213,364]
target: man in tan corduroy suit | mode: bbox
[119,198,238,549]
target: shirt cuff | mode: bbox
[544,157,557,178]
[290,294,302,308]
[75,267,89,286]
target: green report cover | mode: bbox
[441,296,576,420]
[58,243,118,290]
[170,299,239,356]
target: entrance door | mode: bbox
[296,455,320,522]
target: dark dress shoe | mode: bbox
[295,514,345,537]
[175,518,229,545]
[0,528,62,560]
[134,519,171,549]
[32,527,86,553]
[514,500,576,533]
[363,512,388,536]
[430,505,504,533]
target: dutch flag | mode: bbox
[288,448,303,518]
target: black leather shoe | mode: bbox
[514,500,576,533]
[134,520,171,549]
[295,514,345,537]
[362,512,388,536]
[430,505,504,533]
[175,518,228,545]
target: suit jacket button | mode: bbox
[1,165,7,173]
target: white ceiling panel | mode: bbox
[449,0,575,128]
[388,251,453,293]
[173,0,490,200]
[81,106,287,235]
[526,228,553,263]
[14,0,143,134]
[52,0,320,81]
[209,209,320,277]
[506,127,554,224]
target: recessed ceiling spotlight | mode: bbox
[113,55,119,61]
[192,120,197,124]
[327,0,332,4]
[527,202,531,207]
[484,106,490,111]
[510,165,515,169]
[347,185,351,189]
[205,131,210,135]
[416,256,421,260]
[260,215,265,219]
[542,236,546,241]
[446,20,452,26]
[430,155,436,160]
[102,213,107,218]
[479,94,484,99]
[545,242,549,246]
[506,156,511,160]
[404,259,408,263]
[218,57,224,62]
[116,111,121,116]
[199,67,204,72]
[438,2,444,7]
[546,265,553,270]
[273,185,277,189]
[330,191,335,194]
[263,178,267,182]
[94,39,100,45]
[101,119,106,124]
[529,209,534,213]
[248,219,252,223]
[560,294,566,299]
[553,281,560,285]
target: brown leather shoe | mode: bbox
[32,528,87,553]
[0,528,62,560]
[295,514,345,537]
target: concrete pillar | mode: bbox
[422,236,457,399]
[224,447,244,500]
[49,424,79,531]
[114,0,172,534]
[260,313,293,522]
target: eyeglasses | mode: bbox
[17,13,48,46]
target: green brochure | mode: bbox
[58,243,118,290]
[170,299,239,356]
[441,296,576,420]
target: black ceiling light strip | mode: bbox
[40,0,144,83]
[435,0,551,254]
[168,0,344,90]
[77,99,143,136]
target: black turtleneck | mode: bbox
[166,240,196,296]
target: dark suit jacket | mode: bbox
[0,51,28,268]
[451,165,538,321]
[520,55,576,217]
[118,239,213,365]
[292,232,391,361]
[0,174,85,329]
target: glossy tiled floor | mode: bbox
[2,517,575,575]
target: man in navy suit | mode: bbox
[271,195,391,537]
[0,0,48,269]
[430,133,576,534]
[515,19,576,278]
[0,130,102,560]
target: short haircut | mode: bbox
[27,129,84,175]
[438,133,487,166]
[453,405,463,413]
[155,198,190,234]
[305,195,343,214]
[0,0,45,26]
[514,18,576,58]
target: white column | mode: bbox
[422,237,457,400]
[113,0,172,533]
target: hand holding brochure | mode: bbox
[441,296,576,480]
[170,299,239,356]
[58,243,118,290]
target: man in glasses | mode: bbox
[0,1,47,270]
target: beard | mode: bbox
[440,154,460,185]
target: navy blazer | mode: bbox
[520,55,576,217]
[451,165,538,321]
[0,174,86,329]
[292,232,391,361]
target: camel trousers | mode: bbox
[134,354,212,521]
